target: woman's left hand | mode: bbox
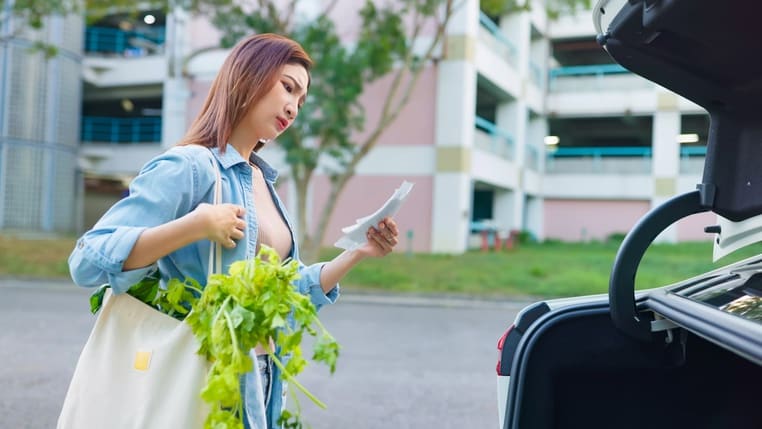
[360,217,399,258]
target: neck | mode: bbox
[227,140,256,161]
[227,126,263,159]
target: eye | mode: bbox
[283,82,293,93]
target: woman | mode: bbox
[68,33,399,428]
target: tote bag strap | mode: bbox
[207,152,223,276]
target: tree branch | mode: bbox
[317,0,338,21]
[347,0,454,172]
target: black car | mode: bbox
[496,1,762,428]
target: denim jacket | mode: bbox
[68,144,340,428]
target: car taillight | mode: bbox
[496,324,514,375]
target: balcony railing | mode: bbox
[85,26,166,56]
[474,116,515,160]
[549,146,651,157]
[546,146,652,174]
[548,64,629,79]
[81,116,162,144]
[478,12,518,66]
[548,64,652,91]
[679,145,707,174]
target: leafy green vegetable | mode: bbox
[186,246,339,429]
[91,246,340,429]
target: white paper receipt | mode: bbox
[334,181,414,250]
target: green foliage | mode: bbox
[209,0,418,176]
[88,246,339,429]
[185,246,339,429]
[319,241,762,298]
[179,246,338,429]
[480,0,593,19]
[208,1,453,261]
[606,232,628,244]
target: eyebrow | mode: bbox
[283,74,306,96]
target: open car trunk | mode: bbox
[509,307,760,429]
[500,1,762,427]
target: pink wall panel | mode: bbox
[312,175,433,252]
[187,66,437,149]
[186,80,213,129]
[544,199,651,242]
[354,66,437,147]
[676,211,716,242]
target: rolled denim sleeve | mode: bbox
[296,262,340,311]
[68,227,156,294]
[68,148,212,293]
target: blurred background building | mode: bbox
[0,0,715,252]
[0,8,83,234]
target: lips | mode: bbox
[276,117,288,131]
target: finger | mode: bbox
[226,204,246,217]
[386,219,399,236]
[380,218,398,238]
[236,219,247,230]
[231,230,245,240]
[376,223,395,243]
[370,229,393,251]
[367,229,384,248]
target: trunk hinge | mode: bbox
[650,314,679,343]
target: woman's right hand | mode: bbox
[193,203,247,248]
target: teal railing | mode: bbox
[475,116,515,159]
[81,116,162,143]
[85,26,166,55]
[549,64,629,79]
[549,146,707,158]
[546,146,651,173]
[478,12,518,61]
[680,145,707,156]
[548,146,652,157]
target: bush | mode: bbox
[606,232,628,244]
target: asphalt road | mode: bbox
[0,279,524,429]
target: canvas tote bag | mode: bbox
[57,156,226,429]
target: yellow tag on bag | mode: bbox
[134,350,152,371]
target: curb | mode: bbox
[0,277,536,310]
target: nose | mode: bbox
[285,105,296,120]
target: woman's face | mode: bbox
[245,63,309,142]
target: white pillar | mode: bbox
[161,7,191,148]
[431,0,479,253]
[525,195,543,241]
[652,92,681,242]
[493,189,515,233]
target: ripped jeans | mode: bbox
[242,354,273,429]
[257,354,272,409]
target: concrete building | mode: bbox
[0,9,83,234]
[60,0,715,251]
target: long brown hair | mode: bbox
[177,33,312,151]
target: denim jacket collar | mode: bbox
[211,146,279,183]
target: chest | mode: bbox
[248,166,292,260]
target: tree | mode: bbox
[12,0,591,260]
[3,0,221,55]
[481,0,592,19]
[208,0,591,262]
[209,0,456,262]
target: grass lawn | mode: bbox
[3,234,762,299]
[322,240,762,299]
